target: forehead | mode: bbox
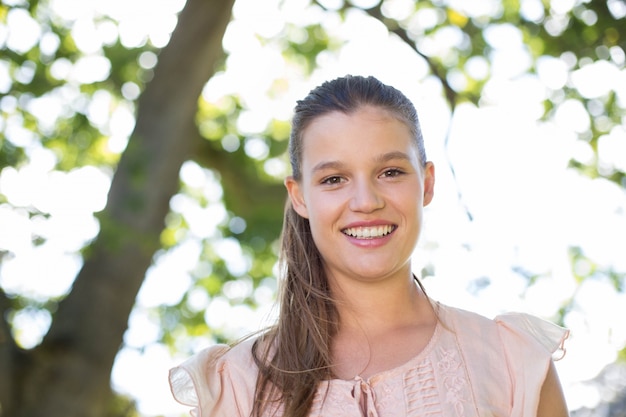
[299,106,418,165]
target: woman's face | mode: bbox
[285,105,435,286]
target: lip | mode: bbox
[342,220,395,228]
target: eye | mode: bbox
[380,168,405,178]
[321,175,344,185]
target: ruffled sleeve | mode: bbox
[496,313,569,360]
[438,305,569,416]
[168,341,259,417]
[495,313,569,417]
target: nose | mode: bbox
[349,178,384,213]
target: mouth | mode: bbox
[342,225,396,239]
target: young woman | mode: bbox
[169,75,569,417]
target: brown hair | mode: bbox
[251,75,428,416]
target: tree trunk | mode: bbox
[0,0,236,415]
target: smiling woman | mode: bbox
[169,75,570,417]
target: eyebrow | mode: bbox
[311,151,413,174]
[374,151,413,164]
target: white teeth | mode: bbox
[343,225,394,239]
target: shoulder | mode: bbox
[170,338,259,387]
[436,302,570,416]
[494,312,569,358]
[220,337,260,373]
[436,302,499,336]
[436,302,491,324]
[169,338,259,416]
[436,302,568,357]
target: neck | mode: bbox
[329,269,431,332]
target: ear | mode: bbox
[422,162,435,207]
[284,176,309,218]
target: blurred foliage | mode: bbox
[0,0,625,404]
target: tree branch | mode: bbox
[0,286,17,411]
[14,0,237,416]
[193,135,287,240]
[362,2,458,115]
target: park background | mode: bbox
[0,0,625,416]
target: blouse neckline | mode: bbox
[322,320,442,387]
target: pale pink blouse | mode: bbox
[169,304,569,417]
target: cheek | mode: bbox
[390,184,421,206]
[305,194,343,229]
[395,194,424,226]
[306,200,331,226]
